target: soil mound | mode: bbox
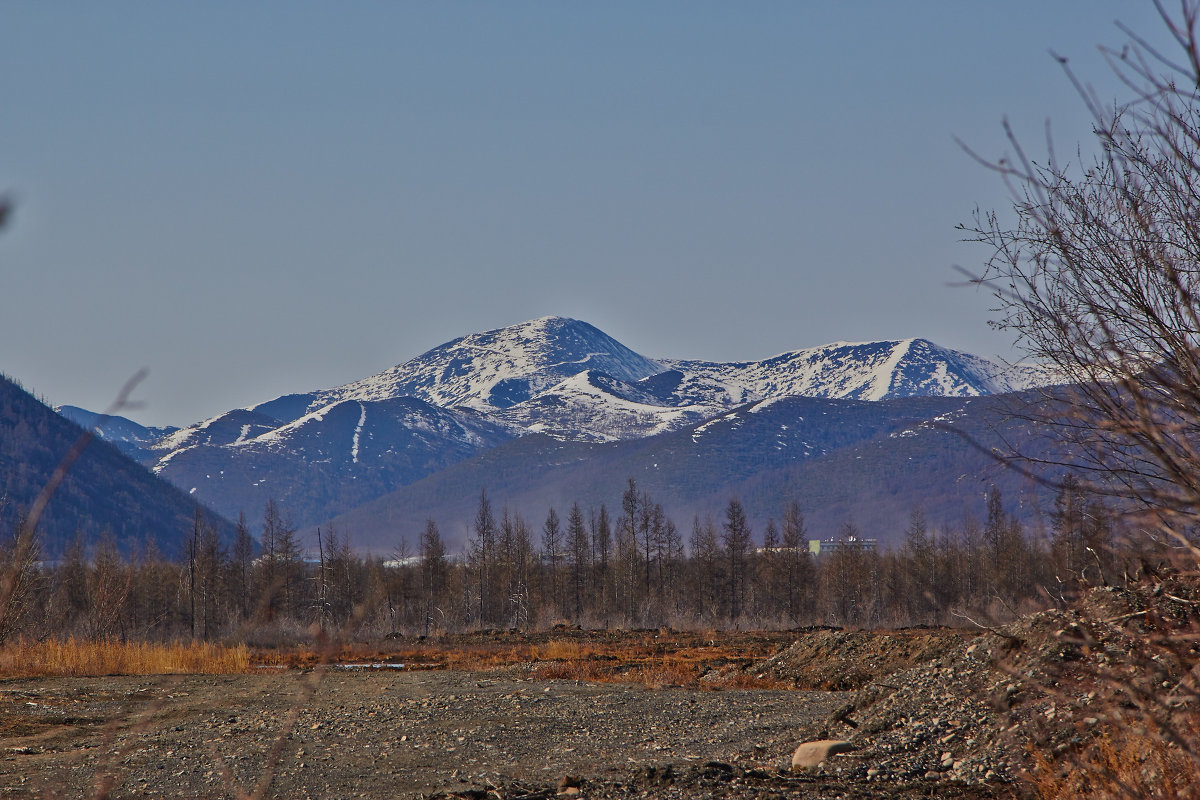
[745,628,965,690]
[798,574,1200,789]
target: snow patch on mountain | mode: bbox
[496,370,711,442]
[237,402,342,450]
[865,338,912,400]
[691,410,743,443]
[154,408,281,453]
[746,397,788,414]
[351,402,366,464]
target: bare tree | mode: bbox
[964,1,1200,547]
[688,514,723,622]
[0,512,39,642]
[498,507,532,629]
[541,506,562,618]
[231,511,254,622]
[88,535,132,640]
[590,505,612,624]
[965,5,1200,793]
[781,499,813,624]
[259,499,300,618]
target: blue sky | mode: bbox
[0,2,1171,426]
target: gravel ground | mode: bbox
[0,670,857,799]
[5,581,1180,799]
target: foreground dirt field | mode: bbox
[0,670,848,798]
[6,579,1194,797]
[0,628,1017,799]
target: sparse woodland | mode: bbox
[0,476,1161,645]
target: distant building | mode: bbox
[754,546,802,556]
[808,536,877,557]
[381,556,422,569]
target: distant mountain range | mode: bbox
[55,317,1056,551]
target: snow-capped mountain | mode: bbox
[323,393,1050,553]
[58,316,1049,533]
[148,396,512,527]
[248,317,666,425]
[658,338,1019,408]
[470,331,1027,443]
[239,320,1025,445]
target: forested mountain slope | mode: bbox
[0,374,233,558]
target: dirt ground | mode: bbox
[6,580,1186,799]
[0,627,1020,799]
[0,670,849,799]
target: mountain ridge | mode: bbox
[56,317,1052,538]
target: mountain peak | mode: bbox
[312,316,664,412]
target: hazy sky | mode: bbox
[0,3,1171,427]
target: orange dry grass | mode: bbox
[1032,724,1200,800]
[0,638,252,677]
[252,630,795,690]
[530,640,593,661]
[526,643,791,689]
[626,656,699,688]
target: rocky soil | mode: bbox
[0,670,852,799]
[7,581,1190,800]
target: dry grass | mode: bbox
[510,634,792,689]
[0,637,252,676]
[1022,568,1200,800]
[1031,724,1200,800]
[250,629,796,690]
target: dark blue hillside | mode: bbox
[0,374,235,559]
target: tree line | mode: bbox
[0,475,1157,643]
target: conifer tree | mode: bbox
[722,498,751,623]
[542,506,562,618]
[419,518,447,635]
[469,489,497,625]
[567,502,589,620]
